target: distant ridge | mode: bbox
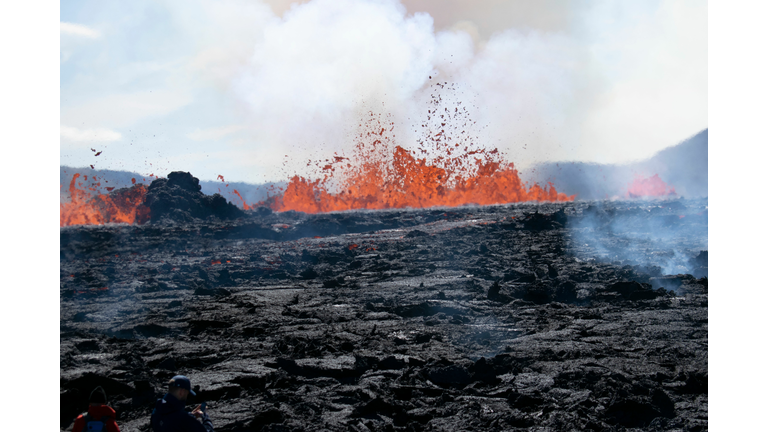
[522,129,708,200]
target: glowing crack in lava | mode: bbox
[60,173,149,226]
[627,174,676,198]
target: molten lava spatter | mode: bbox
[60,173,150,226]
[270,152,572,213]
[263,95,574,214]
[627,174,676,198]
[60,84,574,222]
[232,190,252,211]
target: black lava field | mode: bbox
[60,173,708,432]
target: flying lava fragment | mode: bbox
[261,110,574,213]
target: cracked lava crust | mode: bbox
[61,195,708,431]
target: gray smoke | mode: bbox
[565,198,708,278]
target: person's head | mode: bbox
[168,375,196,401]
[89,386,107,406]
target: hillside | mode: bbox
[521,130,708,200]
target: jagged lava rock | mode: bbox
[143,172,244,222]
[60,198,708,431]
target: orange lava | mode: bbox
[61,86,575,222]
[263,108,574,213]
[60,173,150,226]
[627,174,676,198]
[233,189,252,210]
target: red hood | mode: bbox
[87,405,116,419]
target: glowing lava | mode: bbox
[263,108,574,213]
[627,174,676,198]
[60,173,150,226]
[60,84,576,223]
[232,189,252,211]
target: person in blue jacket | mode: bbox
[151,375,213,432]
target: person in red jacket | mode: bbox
[72,386,120,432]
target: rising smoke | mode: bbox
[565,198,708,279]
[60,0,706,185]
[233,0,582,179]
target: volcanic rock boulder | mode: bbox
[143,172,244,222]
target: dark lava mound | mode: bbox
[144,171,245,223]
[61,196,708,431]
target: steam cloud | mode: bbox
[233,0,580,178]
[60,0,707,185]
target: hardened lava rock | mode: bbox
[60,198,708,431]
[143,171,244,223]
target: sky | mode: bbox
[60,0,707,183]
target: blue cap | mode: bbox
[169,375,196,396]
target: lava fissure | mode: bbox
[262,106,573,214]
[61,88,576,226]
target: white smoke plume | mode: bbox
[59,0,706,184]
[232,0,581,178]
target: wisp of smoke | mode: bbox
[566,198,708,277]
